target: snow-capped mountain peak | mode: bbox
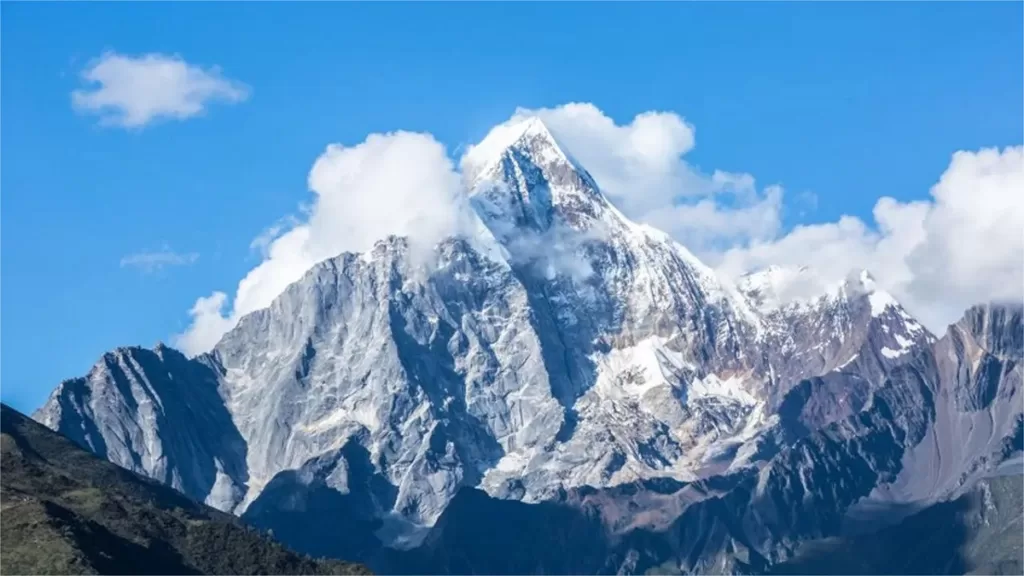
[739,264,905,318]
[36,113,1011,572]
[464,116,579,186]
[466,115,613,242]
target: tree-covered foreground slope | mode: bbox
[0,403,370,576]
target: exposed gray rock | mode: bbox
[34,345,248,511]
[388,304,1022,575]
[32,117,1021,572]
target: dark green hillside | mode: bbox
[0,403,370,575]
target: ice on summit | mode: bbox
[462,115,579,186]
[34,111,959,557]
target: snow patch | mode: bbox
[893,332,914,350]
[688,373,757,406]
[837,354,859,369]
[881,347,908,359]
[494,451,531,473]
[593,336,691,399]
[868,290,898,317]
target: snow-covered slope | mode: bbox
[34,117,1018,571]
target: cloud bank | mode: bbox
[716,145,1024,332]
[72,52,249,128]
[175,102,1023,355]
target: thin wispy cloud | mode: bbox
[120,248,199,273]
[72,51,249,129]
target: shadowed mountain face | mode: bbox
[369,304,1024,575]
[770,472,1024,576]
[28,116,1024,574]
[373,472,1024,576]
[0,403,369,576]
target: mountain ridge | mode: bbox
[32,116,1024,572]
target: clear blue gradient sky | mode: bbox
[2,2,1022,412]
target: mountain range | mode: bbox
[31,117,1023,574]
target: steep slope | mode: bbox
[34,116,965,563]
[739,266,934,390]
[34,345,248,511]
[467,118,771,492]
[380,303,1023,574]
[0,403,368,575]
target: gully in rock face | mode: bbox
[32,119,1024,574]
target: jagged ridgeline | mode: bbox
[32,118,1024,574]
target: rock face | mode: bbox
[34,117,1023,573]
[380,303,1024,574]
[35,345,248,511]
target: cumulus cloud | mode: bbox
[175,292,234,358]
[717,146,1024,332]
[464,103,785,255]
[174,131,468,355]
[174,101,1021,355]
[72,52,249,128]
[476,104,1021,332]
[644,185,784,252]
[120,248,199,272]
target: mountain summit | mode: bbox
[34,121,1022,572]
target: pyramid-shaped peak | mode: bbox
[517,116,557,141]
[496,115,560,149]
[462,115,576,184]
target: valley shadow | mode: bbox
[772,473,1024,576]
[770,497,974,575]
[379,487,611,575]
[242,442,395,562]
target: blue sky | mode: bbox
[2,2,1022,413]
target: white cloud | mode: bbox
[72,52,249,128]
[120,248,199,272]
[174,101,1021,355]
[717,146,1024,332]
[464,103,702,214]
[644,185,784,252]
[175,292,234,358]
[464,103,785,256]
[174,131,469,356]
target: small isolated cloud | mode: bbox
[72,52,249,128]
[120,248,199,273]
